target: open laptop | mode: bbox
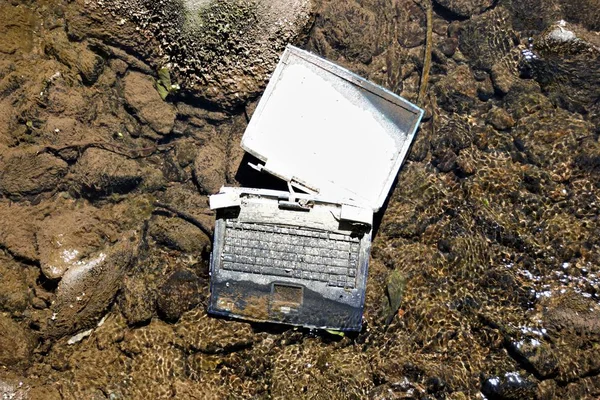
[208,45,423,331]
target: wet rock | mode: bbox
[72,148,144,196]
[508,337,558,378]
[434,64,478,113]
[481,372,537,400]
[0,3,34,55]
[119,276,155,325]
[491,63,515,95]
[36,206,114,280]
[157,269,203,322]
[193,142,227,194]
[487,106,515,130]
[149,215,211,254]
[528,20,600,125]
[122,71,176,135]
[271,339,374,398]
[0,201,40,262]
[0,255,32,314]
[97,0,313,109]
[44,30,105,85]
[438,37,458,58]
[0,314,36,367]
[174,309,255,353]
[433,0,494,18]
[44,231,140,338]
[434,149,458,172]
[0,148,68,197]
[383,269,406,325]
[459,7,518,72]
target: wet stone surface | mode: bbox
[0,0,599,398]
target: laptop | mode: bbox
[208,45,423,331]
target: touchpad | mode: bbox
[271,284,303,314]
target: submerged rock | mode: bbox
[0,314,36,368]
[122,71,176,135]
[72,148,144,196]
[433,0,494,18]
[44,231,140,338]
[36,206,114,280]
[157,269,203,322]
[527,20,600,124]
[0,148,68,197]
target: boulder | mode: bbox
[44,231,140,338]
[157,269,203,322]
[72,148,144,196]
[0,314,36,367]
[94,0,313,108]
[0,148,68,197]
[122,71,176,135]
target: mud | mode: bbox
[0,0,599,399]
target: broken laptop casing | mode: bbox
[208,45,423,331]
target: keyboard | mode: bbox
[220,221,360,288]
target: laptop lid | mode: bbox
[241,45,424,212]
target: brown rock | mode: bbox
[72,148,144,196]
[45,231,140,338]
[119,276,155,325]
[0,314,36,367]
[36,205,114,280]
[0,255,32,314]
[433,0,494,17]
[122,71,176,135]
[157,269,203,322]
[149,215,211,253]
[193,142,227,194]
[0,148,68,197]
[0,201,40,262]
[44,30,105,85]
[487,106,515,130]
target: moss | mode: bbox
[184,0,258,67]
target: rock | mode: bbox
[0,314,36,367]
[459,7,518,72]
[433,65,478,113]
[174,309,255,353]
[193,142,227,194]
[119,276,155,325]
[481,372,537,400]
[36,206,114,280]
[271,339,374,398]
[72,148,144,196]
[527,21,600,125]
[0,148,68,197]
[434,149,458,172]
[491,63,515,95]
[383,269,406,325]
[433,0,494,18]
[508,337,558,379]
[0,201,40,262]
[149,215,211,254]
[438,37,458,58]
[0,255,32,314]
[44,231,140,338]
[157,269,203,322]
[0,3,34,55]
[44,30,105,85]
[97,0,312,109]
[487,106,515,130]
[122,71,176,135]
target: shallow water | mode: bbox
[0,0,599,399]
